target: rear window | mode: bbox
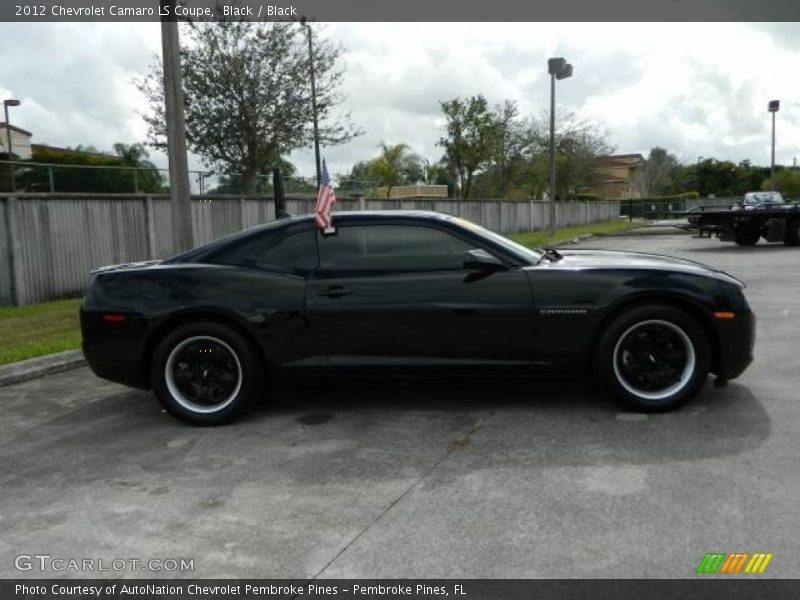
[210,229,317,273]
[250,231,317,271]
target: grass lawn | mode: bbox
[0,299,83,366]
[508,219,641,248]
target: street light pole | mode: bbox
[3,99,20,192]
[301,18,322,187]
[547,58,573,233]
[549,72,556,232]
[768,100,779,179]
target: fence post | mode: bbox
[5,196,26,306]
[239,196,246,230]
[356,193,365,211]
[529,199,534,232]
[144,196,158,260]
[497,201,503,233]
[48,166,55,193]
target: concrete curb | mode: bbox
[551,233,596,246]
[0,350,86,388]
[596,225,691,237]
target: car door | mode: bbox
[214,225,319,366]
[305,221,534,366]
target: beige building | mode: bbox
[0,123,33,160]
[589,153,645,199]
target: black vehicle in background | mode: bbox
[686,191,800,246]
[81,211,755,425]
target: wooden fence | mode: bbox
[0,193,620,306]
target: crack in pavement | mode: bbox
[308,410,494,580]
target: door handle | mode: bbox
[317,285,351,298]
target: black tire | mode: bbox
[734,227,760,246]
[593,305,710,412]
[784,218,800,246]
[150,321,264,425]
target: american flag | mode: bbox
[314,159,336,231]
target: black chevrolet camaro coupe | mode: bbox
[81,211,755,425]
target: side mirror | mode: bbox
[463,249,506,271]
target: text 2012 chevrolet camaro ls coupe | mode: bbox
[81,211,755,425]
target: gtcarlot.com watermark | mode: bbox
[15,553,194,573]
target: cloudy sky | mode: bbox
[2,22,799,184]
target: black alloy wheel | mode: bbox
[151,321,264,425]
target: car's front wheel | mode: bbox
[150,321,264,425]
[594,305,710,412]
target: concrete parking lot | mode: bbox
[1,229,798,579]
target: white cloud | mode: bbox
[1,21,798,181]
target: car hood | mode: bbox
[536,249,744,286]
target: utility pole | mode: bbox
[301,17,322,187]
[160,0,194,253]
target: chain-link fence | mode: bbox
[0,160,381,197]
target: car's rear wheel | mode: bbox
[784,218,800,246]
[151,321,263,425]
[594,305,710,412]
[734,227,760,246]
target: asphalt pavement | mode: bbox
[1,228,798,579]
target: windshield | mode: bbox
[447,216,544,264]
[744,192,783,205]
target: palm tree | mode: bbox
[367,143,423,198]
[113,143,165,192]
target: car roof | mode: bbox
[289,210,453,222]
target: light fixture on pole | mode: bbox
[3,98,20,192]
[768,99,779,179]
[300,17,322,188]
[547,58,573,233]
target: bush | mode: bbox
[576,193,604,201]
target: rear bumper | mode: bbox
[80,309,151,390]
[713,309,756,381]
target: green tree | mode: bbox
[209,158,296,194]
[423,158,451,186]
[438,95,496,198]
[16,145,164,193]
[735,160,771,195]
[112,143,164,192]
[678,159,739,197]
[550,112,613,200]
[635,147,679,197]
[475,101,540,199]
[138,21,360,195]
[366,143,424,198]
[762,169,800,198]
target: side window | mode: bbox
[247,231,317,272]
[318,224,473,272]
